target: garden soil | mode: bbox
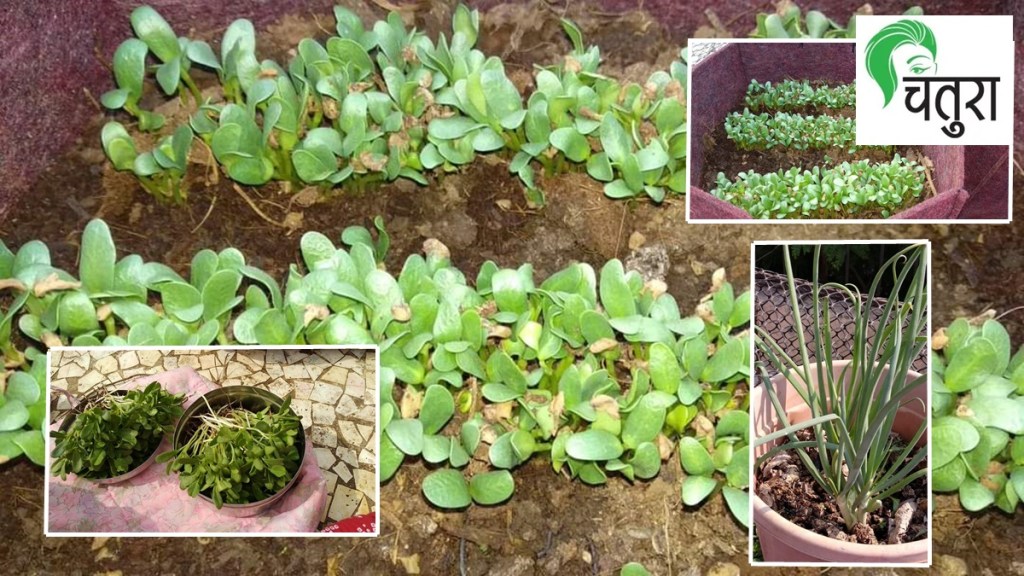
[1,1,1023,574]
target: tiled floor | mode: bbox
[49,348,378,526]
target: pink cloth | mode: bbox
[48,367,327,533]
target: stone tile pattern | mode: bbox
[49,348,378,526]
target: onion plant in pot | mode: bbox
[158,386,305,517]
[752,244,929,564]
[51,382,185,484]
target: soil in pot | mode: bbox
[756,428,928,545]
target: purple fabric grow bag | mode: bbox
[687,42,1010,221]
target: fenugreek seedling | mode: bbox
[101,6,220,130]
[750,3,922,39]
[725,109,886,154]
[101,38,165,131]
[0,351,46,465]
[932,317,1024,513]
[620,563,651,576]
[51,382,184,480]
[711,156,925,219]
[128,6,219,101]
[103,121,194,203]
[743,80,856,112]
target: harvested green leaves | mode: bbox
[158,396,302,508]
[51,382,184,480]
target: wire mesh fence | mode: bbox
[754,268,929,383]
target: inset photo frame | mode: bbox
[748,240,931,567]
[44,346,379,537]
[686,39,1011,223]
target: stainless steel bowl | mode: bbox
[56,390,165,485]
[170,386,307,518]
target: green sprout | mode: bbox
[711,156,925,219]
[128,6,219,102]
[744,79,856,112]
[932,316,1024,513]
[750,4,923,39]
[100,38,165,131]
[620,562,652,576]
[218,18,260,104]
[754,244,928,531]
[136,124,194,202]
[0,344,47,465]
[725,109,876,153]
[100,6,221,130]
[102,121,195,203]
[208,103,276,186]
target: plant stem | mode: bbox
[173,174,187,204]
[539,156,554,178]
[181,71,203,105]
[137,177,160,200]
[103,316,117,337]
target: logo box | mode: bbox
[856,16,1014,146]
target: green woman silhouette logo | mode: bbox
[865,20,938,107]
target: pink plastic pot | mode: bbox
[751,360,928,564]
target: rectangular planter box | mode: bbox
[687,42,1010,221]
